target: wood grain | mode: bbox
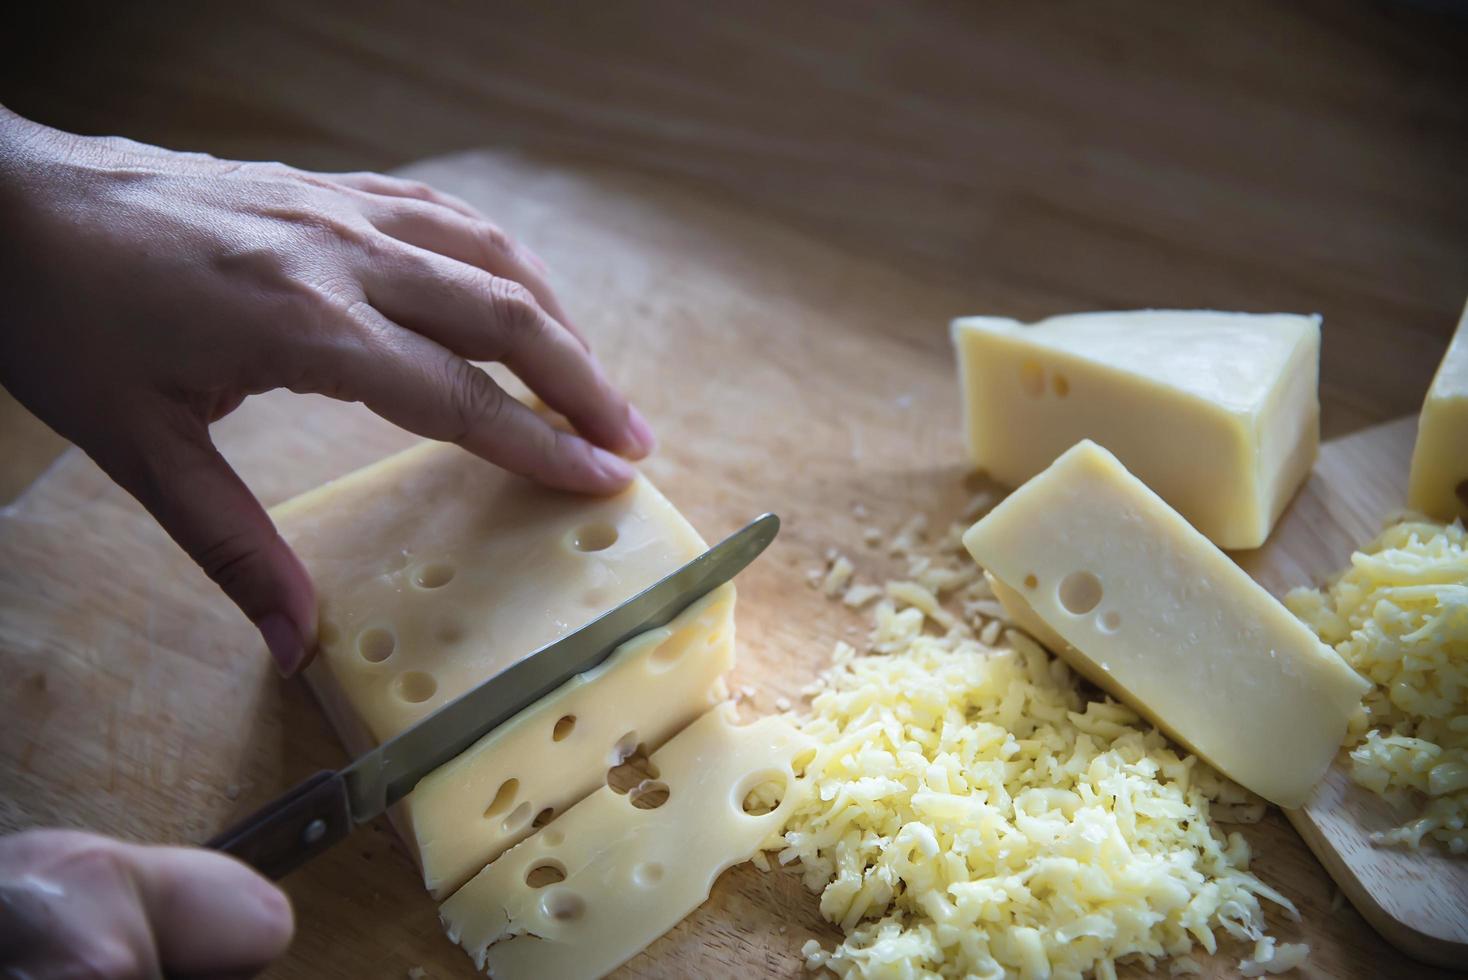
[0,150,1457,979]
[1,0,1466,502]
[1241,417,1468,969]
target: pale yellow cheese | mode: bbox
[270,441,726,891]
[952,310,1320,549]
[410,583,735,896]
[440,705,813,980]
[271,440,708,742]
[1407,299,1468,522]
[963,440,1369,808]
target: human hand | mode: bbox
[0,108,655,674]
[0,828,293,979]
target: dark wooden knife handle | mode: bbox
[205,770,350,880]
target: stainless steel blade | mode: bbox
[339,512,780,822]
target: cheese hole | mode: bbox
[540,828,564,848]
[484,778,519,818]
[435,618,465,645]
[1058,571,1103,616]
[532,806,556,829]
[501,800,534,834]
[791,748,817,780]
[1098,610,1122,633]
[357,627,396,663]
[738,770,790,816]
[1023,573,1038,591]
[632,861,664,887]
[318,621,340,649]
[394,670,437,703]
[552,714,576,741]
[609,731,640,767]
[542,890,585,923]
[628,779,670,810]
[1019,360,1044,397]
[648,637,684,672]
[607,747,660,795]
[525,859,566,888]
[570,522,618,552]
[1052,373,1070,397]
[414,562,456,589]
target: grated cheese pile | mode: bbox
[1284,519,1468,852]
[770,508,1303,979]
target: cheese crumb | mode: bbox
[774,571,1298,978]
[1286,519,1467,853]
[1239,937,1310,976]
[822,555,855,597]
[407,967,427,980]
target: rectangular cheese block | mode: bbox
[410,583,735,896]
[952,310,1320,549]
[1407,298,1468,522]
[270,441,727,887]
[440,705,814,980]
[962,440,1369,808]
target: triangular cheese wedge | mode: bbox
[952,310,1320,549]
[1407,298,1468,522]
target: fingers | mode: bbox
[323,169,483,221]
[358,196,588,349]
[361,244,653,459]
[94,412,317,675]
[329,305,638,494]
[0,830,291,979]
[125,842,294,976]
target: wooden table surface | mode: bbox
[1,0,1466,500]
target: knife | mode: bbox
[206,512,780,879]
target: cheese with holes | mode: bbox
[952,310,1320,549]
[1407,299,1468,522]
[963,440,1369,808]
[440,705,813,979]
[270,441,728,888]
[410,583,734,896]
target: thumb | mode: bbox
[123,841,295,976]
[102,415,317,675]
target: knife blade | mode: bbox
[206,512,780,879]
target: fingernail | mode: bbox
[625,406,657,457]
[590,445,637,486]
[257,613,305,676]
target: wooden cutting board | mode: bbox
[0,150,1460,979]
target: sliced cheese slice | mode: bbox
[440,705,813,980]
[963,440,1369,808]
[951,310,1320,549]
[271,440,708,743]
[410,583,735,896]
[1407,299,1468,522]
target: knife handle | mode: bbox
[205,770,350,880]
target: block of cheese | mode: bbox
[441,705,814,980]
[951,310,1320,549]
[410,583,735,896]
[963,440,1369,808]
[270,441,731,888]
[1407,299,1468,522]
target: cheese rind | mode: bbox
[410,583,736,896]
[272,441,707,743]
[962,440,1369,808]
[952,310,1320,549]
[1407,299,1468,523]
[440,705,813,980]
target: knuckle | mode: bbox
[193,526,268,594]
[471,220,513,257]
[488,279,541,336]
[446,361,505,444]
